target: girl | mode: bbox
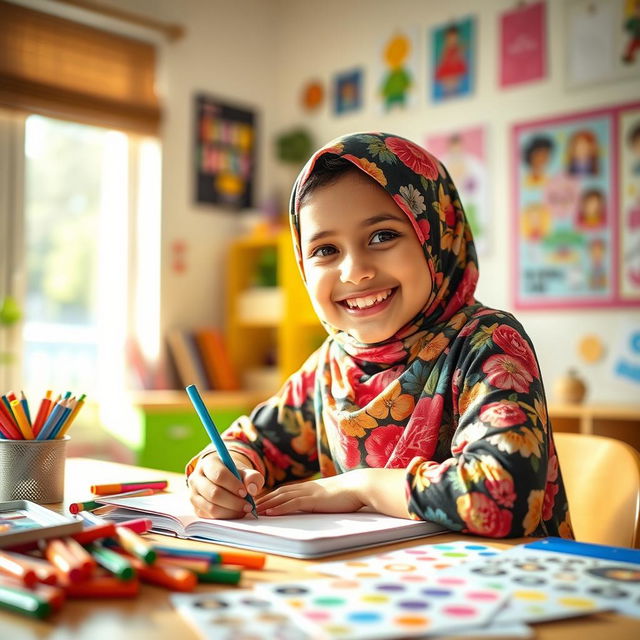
[187,132,573,539]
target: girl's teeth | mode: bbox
[346,289,392,309]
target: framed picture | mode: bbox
[430,16,475,102]
[194,94,255,209]
[333,68,363,115]
[378,29,418,112]
[512,101,640,309]
[425,124,490,255]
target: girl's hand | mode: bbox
[255,468,411,518]
[255,471,367,515]
[188,452,265,519]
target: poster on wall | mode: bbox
[512,101,640,309]
[194,94,255,209]
[378,29,417,112]
[430,16,475,102]
[620,107,640,299]
[333,68,363,115]
[567,0,640,88]
[425,125,490,255]
[499,1,547,88]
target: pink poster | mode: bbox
[500,1,547,88]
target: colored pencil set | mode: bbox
[0,479,266,619]
[0,390,85,440]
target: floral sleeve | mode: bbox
[405,311,572,539]
[185,349,321,489]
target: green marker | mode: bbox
[196,566,242,585]
[0,584,51,619]
[89,544,135,581]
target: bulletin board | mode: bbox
[194,94,255,209]
[511,101,640,309]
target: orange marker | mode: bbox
[218,549,266,570]
[91,480,168,495]
[42,539,83,583]
[115,527,156,565]
[3,552,59,586]
[0,551,37,587]
[64,537,96,579]
[122,554,196,592]
[156,556,210,573]
[64,574,140,598]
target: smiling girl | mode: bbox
[186,132,573,539]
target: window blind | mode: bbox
[0,1,161,134]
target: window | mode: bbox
[20,114,161,402]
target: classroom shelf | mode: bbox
[548,403,640,452]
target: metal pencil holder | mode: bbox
[0,436,69,504]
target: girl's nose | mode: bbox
[339,252,375,284]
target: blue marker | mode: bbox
[185,384,258,518]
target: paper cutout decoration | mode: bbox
[302,80,324,112]
[578,334,606,363]
[379,30,416,111]
[500,1,547,88]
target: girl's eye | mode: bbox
[309,245,337,258]
[370,229,400,244]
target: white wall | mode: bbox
[271,0,640,404]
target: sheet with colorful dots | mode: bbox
[256,575,510,639]
[315,541,503,580]
[171,591,314,640]
[440,545,640,623]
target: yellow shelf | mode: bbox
[226,229,325,388]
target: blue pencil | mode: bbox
[49,401,73,439]
[37,400,66,440]
[185,384,258,518]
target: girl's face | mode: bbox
[298,171,432,344]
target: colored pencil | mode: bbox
[32,390,52,437]
[9,399,34,439]
[56,394,85,439]
[90,480,168,495]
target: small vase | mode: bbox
[554,369,587,404]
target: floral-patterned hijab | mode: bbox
[288,132,482,469]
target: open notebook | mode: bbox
[97,492,448,558]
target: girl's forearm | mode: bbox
[353,468,411,519]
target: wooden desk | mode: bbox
[1,458,638,640]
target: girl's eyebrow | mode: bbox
[304,212,406,245]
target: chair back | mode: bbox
[553,432,640,548]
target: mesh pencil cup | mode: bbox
[0,436,69,504]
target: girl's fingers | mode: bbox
[189,471,249,515]
[259,496,308,516]
[200,460,247,497]
[189,492,242,520]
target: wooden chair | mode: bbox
[553,432,640,548]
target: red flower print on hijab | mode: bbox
[492,325,540,378]
[356,366,403,406]
[456,492,513,537]
[482,354,534,393]
[385,137,439,180]
[364,425,404,467]
[479,400,527,428]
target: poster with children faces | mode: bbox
[514,110,615,308]
[620,108,640,300]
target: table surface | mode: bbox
[1,458,639,640]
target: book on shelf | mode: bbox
[193,327,240,391]
[166,329,210,390]
[96,492,448,559]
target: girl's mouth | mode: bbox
[338,287,397,316]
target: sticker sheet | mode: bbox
[442,546,640,622]
[171,591,313,640]
[316,541,502,580]
[257,575,509,640]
